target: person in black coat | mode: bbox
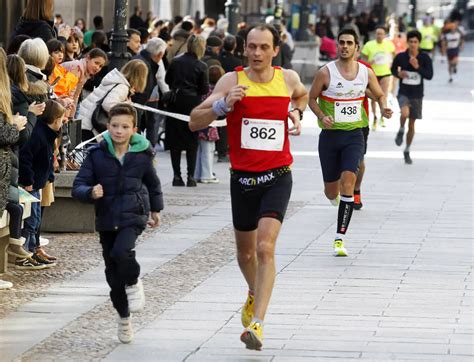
[132,38,167,147]
[165,34,209,187]
[129,6,147,30]
[219,35,243,73]
[10,0,69,45]
[72,104,163,343]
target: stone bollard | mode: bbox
[42,171,95,233]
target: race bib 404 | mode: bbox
[241,118,285,151]
[334,100,361,123]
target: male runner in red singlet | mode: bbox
[190,24,308,351]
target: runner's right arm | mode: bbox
[308,67,333,129]
[189,72,247,131]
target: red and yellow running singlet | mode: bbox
[227,66,292,172]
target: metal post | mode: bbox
[410,0,417,27]
[379,0,385,25]
[109,0,131,71]
[298,0,309,41]
[225,0,241,35]
[346,0,354,15]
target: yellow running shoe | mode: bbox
[372,118,377,131]
[241,292,254,327]
[333,239,348,257]
[240,321,263,351]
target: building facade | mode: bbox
[0,0,461,48]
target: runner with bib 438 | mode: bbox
[309,29,393,257]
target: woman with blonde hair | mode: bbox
[78,59,148,140]
[7,54,46,140]
[10,0,70,44]
[165,34,209,187]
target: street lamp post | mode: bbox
[346,0,354,15]
[109,0,131,71]
[298,0,310,41]
[379,0,385,25]
[225,0,241,35]
[410,0,417,27]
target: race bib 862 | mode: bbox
[241,118,285,151]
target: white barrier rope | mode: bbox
[131,103,227,127]
[74,103,226,149]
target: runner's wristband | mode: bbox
[212,97,231,117]
[289,108,303,121]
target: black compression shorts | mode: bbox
[230,166,292,231]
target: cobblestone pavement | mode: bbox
[0,212,192,320]
[1,45,473,361]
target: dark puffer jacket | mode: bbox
[72,133,164,232]
[19,119,58,190]
[11,18,58,43]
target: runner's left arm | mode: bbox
[367,69,393,119]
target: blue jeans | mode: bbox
[22,190,41,252]
[195,139,215,180]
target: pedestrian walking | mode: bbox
[190,24,308,350]
[72,103,163,344]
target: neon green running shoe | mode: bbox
[333,239,348,257]
[330,194,340,207]
[241,291,254,327]
[240,321,263,351]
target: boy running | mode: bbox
[72,103,163,344]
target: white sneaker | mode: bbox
[125,279,145,313]
[117,316,133,343]
[0,279,13,289]
[200,177,219,184]
[333,239,348,257]
[39,237,49,246]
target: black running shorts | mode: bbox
[318,129,364,183]
[230,167,292,231]
[362,126,369,155]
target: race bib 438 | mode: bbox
[334,100,361,123]
[241,118,285,151]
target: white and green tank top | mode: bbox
[318,61,369,131]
